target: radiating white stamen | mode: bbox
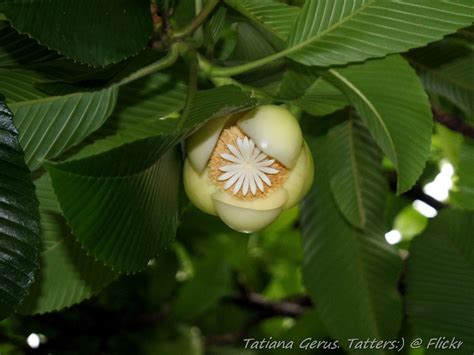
[221,153,241,163]
[218,136,279,196]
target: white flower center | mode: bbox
[218,136,279,196]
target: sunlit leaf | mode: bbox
[327,118,386,228]
[325,55,432,194]
[286,0,474,66]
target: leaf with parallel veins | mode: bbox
[327,118,386,228]
[325,55,432,194]
[286,0,474,67]
[46,86,256,272]
[18,174,118,315]
[0,69,118,171]
[301,135,402,353]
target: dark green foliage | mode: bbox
[0,0,473,354]
[0,0,152,66]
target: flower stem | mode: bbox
[173,0,220,39]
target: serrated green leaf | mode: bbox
[327,119,386,228]
[46,86,256,272]
[294,77,347,117]
[286,0,474,67]
[0,100,39,320]
[18,174,117,314]
[277,63,319,100]
[451,139,474,209]
[408,38,474,116]
[70,71,188,160]
[407,37,472,70]
[406,209,474,353]
[46,147,182,273]
[205,6,227,48]
[0,21,59,67]
[0,69,118,170]
[420,54,474,116]
[33,49,169,88]
[301,136,402,353]
[230,22,276,62]
[325,55,432,194]
[225,0,300,42]
[0,0,152,66]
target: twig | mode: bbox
[150,1,161,25]
[226,292,312,318]
[205,292,312,346]
[403,183,446,210]
[388,171,446,210]
[432,106,474,139]
[162,0,171,32]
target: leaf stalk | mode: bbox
[173,0,220,39]
[115,44,181,86]
[197,51,288,77]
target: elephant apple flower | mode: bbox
[183,105,314,233]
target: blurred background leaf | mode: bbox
[406,209,474,354]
